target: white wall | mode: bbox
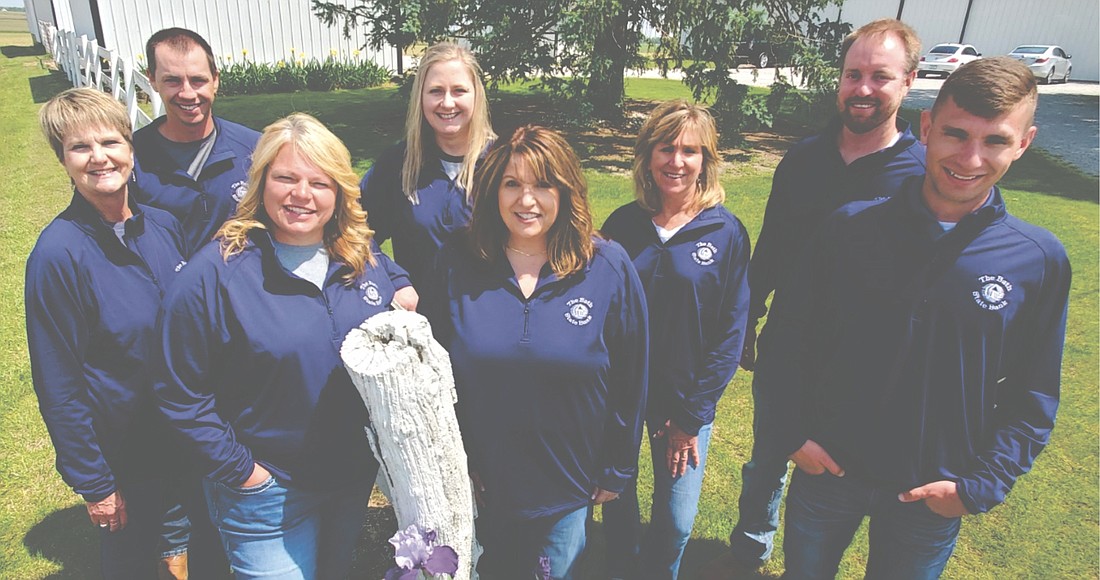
[960,0,1098,81]
[45,0,398,72]
[24,0,47,42]
[66,0,95,40]
[827,0,1098,81]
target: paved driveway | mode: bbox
[627,67,1100,176]
[905,78,1099,176]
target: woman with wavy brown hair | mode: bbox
[425,125,648,579]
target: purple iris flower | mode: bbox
[384,524,459,580]
[535,555,552,579]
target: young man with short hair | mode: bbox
[777,56,1070,579]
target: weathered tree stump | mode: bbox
[341,310,479,580]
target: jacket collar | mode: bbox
[247,228,350,289]
[899,175,1006,236]
[489,237,607,297]
[824,117,919,162]
[415,140,495,188]
[140,116,239,177]
[64,190,147,241]
[632,201,727,243]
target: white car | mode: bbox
[1008,45,1072,84]
[917,43,982,78]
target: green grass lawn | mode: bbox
[2,25,1097,578]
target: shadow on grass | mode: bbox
[1002,149,1099,203]
[582,518,782,579]
[349,500,400,577]
[2,43,45,58]
[28,71,71,104]
[23,505,99,578]
[25,498,401,578]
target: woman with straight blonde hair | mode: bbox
[360,41,496,291]
[602,100,751,579]
[156,113,412,579]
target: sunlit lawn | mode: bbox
[2,20,1097,578]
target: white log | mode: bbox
[341,310,480,580]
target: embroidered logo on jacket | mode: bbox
[692,241,718,266]
[361,281,383,306]
[231,180,248,204]
[972,275,1012,311]
[564,297,593,326]
[174,260,188,272]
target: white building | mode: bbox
[24,0,400,71]
[826,0,1098,81]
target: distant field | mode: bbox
[0,11,28,34]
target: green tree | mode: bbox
[313,0,850,140]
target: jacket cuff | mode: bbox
[596,467,632,494]
[80,486,117,504]
[669,408,705,437]
[956,477,997,515]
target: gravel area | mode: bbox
[627,67,1100,176]
[905,77,1099,176]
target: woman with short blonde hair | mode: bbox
[28,87,190,577]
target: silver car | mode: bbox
[918,43,982,78]
[1008,45,1072,84]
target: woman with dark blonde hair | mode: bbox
[602,100,751,579]
[360,41,496,292]
[156,113,412,579]
[425,125,648,579]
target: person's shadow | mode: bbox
[24,505,100,578]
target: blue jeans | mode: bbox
[729,373,790,566]
[783,470,962,580]
[477,504,589,579]
[204,476,369,580]
[178,476,233,578]
[604,423,712,579]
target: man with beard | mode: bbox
[773,56,1068,579]
[704,19,925,578]
[132,28,260,256]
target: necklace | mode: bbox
[506,245,545,257]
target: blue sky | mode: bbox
[0,0,24,8]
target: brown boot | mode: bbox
[158,552,188,580]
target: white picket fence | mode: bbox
[40,20,164,128]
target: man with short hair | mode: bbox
[132,28,255,578]
[777,56,1069,578]
[706,19,926,577]
[132,27,260,256]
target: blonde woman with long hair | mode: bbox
[359,42,496,290]
[156,113,412,579]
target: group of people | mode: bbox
[24,18,1068,580]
